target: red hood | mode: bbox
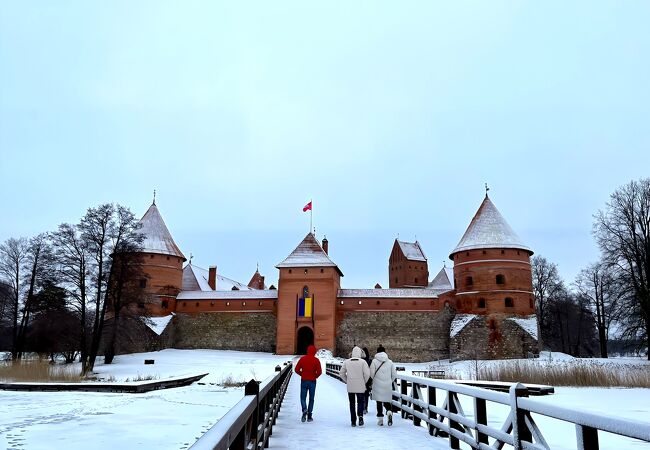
[307,345,317,356]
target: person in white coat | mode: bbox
[339,346,370,427]
[369,345,397,426]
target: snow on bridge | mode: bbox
[270,369,447,449]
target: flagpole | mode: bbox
[310,199,313,234]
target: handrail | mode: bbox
[191,362,293,450]
[325,362,650,450]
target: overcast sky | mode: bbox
[1,2,649,289]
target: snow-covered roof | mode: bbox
[507,315,539,340]
[276,233,343,276]
[450,196,532,257]
[450,314,477,338]
[137,203,186,260]
[181,264,252,292]
[338,288,446,298]
[145,315,174,335]
[428,266,455,291]
[177,290,278,300]
[397,240,427,262]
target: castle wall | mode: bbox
[173,312,277,352]
[450,314,538,360]
[335,308,455,363]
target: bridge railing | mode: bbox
[325,362,650,450]
[190,362,293,450]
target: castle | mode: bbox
[122,194,539,362]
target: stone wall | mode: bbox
[173,312,277,352]
[450,314,538,360]
[335,308,455,362]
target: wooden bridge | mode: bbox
[191,362,650,450]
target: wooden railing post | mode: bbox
[400,379,408,419]
[448,392,460,449]
[474,397,488,445]
[413,383,422,427]
[244,379,260,449]
[427,386,436,436]
[509,383,531,450]
[576,425,599,450]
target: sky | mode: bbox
[1,2,649,289]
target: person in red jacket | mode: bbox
[294,345,322,422]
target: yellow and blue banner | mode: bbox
[298,297,312,317]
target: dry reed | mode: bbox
[478,360,650,388]
[0,361,82,383]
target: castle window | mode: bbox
[466,252,469,256]
[409,265,411,269]
[466,276,473,286]
[395,277,398,283]
[195,302,199,307]
[150,254,154,259]
[358,301,362,305]
[478,298,486,308]
[501,250,505,255]
[211,301,215,306]
[505,297,514,308]
[340,301,344,305]
[517,251,521,255]
[320,268,324,273]
[483,250,486,255]
[414,277,418,284]
[242,302,246,306]
[167,256,170,260]
[304,269,308,274]
[303,286,309,298]
[259,301,263,306]
[376,301,380,305]
[183,302,186,307]
[226,302,230,306]
[529,298,534,308]
[139,278,147,288]
[161,300,168,309]
[289,269,292,274]
[496,274,505,285]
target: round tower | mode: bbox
[449,194,534,316]
[135,200,186,316]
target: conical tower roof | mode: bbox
[450,195,531,258]
[137,202,186,260]
[276,233,343,276]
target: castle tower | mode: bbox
[275,233,342,355]
[135,201,186,316]
[449,195,534,315]
[388,239,429,288]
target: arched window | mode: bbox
[496,274,505,285]
[505,297,514,308]
[414,277,418,284]
[466,276,473,286]
[395,277,398,283]
[478,298,486,308]
[303,286,309,298]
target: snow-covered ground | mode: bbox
[1,350,649,449]
[0,350,290,450]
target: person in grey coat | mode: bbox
[369,345,397,426]
[339,346,370,427]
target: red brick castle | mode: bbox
[124,194,538,361]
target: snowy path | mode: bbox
[269,372,447,449]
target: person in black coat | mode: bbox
[362,346,372,414]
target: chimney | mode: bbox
[322,236,329,255]
[208,266,217,290]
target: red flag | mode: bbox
[302,201,312,212]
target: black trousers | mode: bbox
[348,393,365,423]
[376,400,392,417]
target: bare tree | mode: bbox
[531,255,565,348]
[81,204,143,373]
[15,233,55,359]
[574,262,624,357]
[594,178,650,359]
[0,237,28,360]
[51,223,90,372]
